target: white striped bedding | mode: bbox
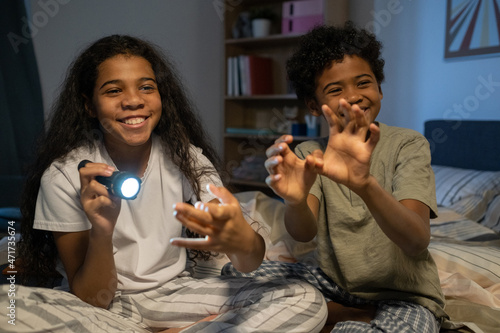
[430,165,500,331]
[2,183,500,332]
[433,165,500,223]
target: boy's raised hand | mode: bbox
[315,99,380,192]
[171,184,265,272]
[264,135,320,205]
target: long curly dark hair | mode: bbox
[286,21,385,102]
[19,35,222,285]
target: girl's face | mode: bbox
[308,55,383,127]
[90,54,162,151]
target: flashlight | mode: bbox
[78,160,142,200]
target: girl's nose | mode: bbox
[122,91,144,110]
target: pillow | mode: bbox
[188,191,273,279]
[432,165,500,222]
[481,195,500,233]
[233,191,317,263]
[429,240,500,288]
[191,191,312,279]
[431,207,500,242]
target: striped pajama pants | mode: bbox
[1,274,327,332]
[222,261,441,333]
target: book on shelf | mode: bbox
[226,55,273,96]
[227,57,233,96]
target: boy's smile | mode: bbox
[308,55,383,126]
[89,54,162,152]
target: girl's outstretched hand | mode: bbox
[264,135,320,205]
[79,162,121,236]
[315,99,380,192]
[171,184,265,272]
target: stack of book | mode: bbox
[227,55,274,96]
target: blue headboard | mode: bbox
[424,120,500,171]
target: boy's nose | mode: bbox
[346,94,362,105]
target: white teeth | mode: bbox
[123,117,145,125]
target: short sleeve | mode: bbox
[34,164,91,232]
[392,135,438,218]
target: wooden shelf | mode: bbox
[225,94,297,101]
[230,178,267,187]
[225,33,302,47]
[225,132,319,141]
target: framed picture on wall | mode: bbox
[445,0,500,59]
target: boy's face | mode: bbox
[89,54,162,151]
[307,55,383,127]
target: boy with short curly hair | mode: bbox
[225,22,448,332]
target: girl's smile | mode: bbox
[120,116,148,126]
[89,54,162,152]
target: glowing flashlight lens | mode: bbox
[120,178,140,199]
[110,172,141,199]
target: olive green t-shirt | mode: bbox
[295,123,447,320]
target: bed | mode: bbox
[1,120,499,332]
[423,120,500,333]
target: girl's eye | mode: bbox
[140,85,155,92]
[358,81,371,87]
[106,88,121,94]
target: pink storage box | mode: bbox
[282,0,323,18]
[281,0,324,35]
[282,15,323,34]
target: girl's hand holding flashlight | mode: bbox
[78,160,122,236]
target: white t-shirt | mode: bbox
[34,135,222,292]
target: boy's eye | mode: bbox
[327,88,341,95]
[358,80,371,87]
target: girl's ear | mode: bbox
[306,98,322,117]
[378,84,383,99]
[82,95,96,117]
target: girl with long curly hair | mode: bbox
[12,35,327,332]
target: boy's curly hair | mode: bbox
[286,21,385,102]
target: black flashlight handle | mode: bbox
[78,159,112,187]
[78,159,92,170]
[78,159,141,200]
[78,160,115,186]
